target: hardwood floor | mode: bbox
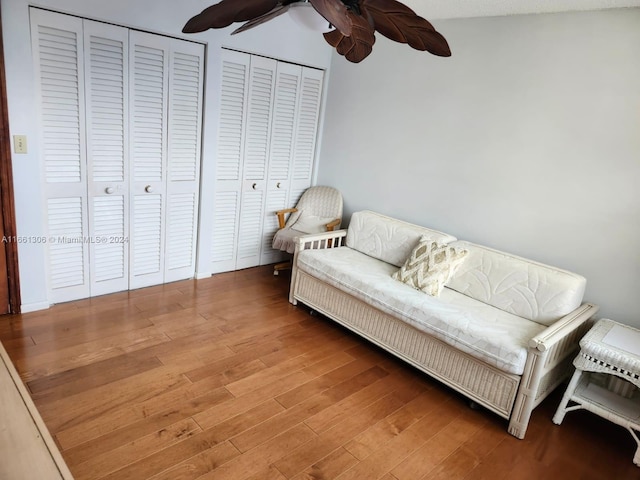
[1,266,638,479]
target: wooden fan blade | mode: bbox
[324,12,375,63]
[182,0,279,33]
[309,0,352,37]
[360,0,451,57]
[232,5,291,34]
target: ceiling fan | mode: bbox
[182,0,451,63]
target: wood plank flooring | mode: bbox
[1,266,638,479]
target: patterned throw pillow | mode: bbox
[392,236,468,296]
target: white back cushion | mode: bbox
[346,211,457,267]
[446,241,586,326]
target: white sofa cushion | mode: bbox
[446,241,586,326]
[297,247,546,375]
[346,211,457,267]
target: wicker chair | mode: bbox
[272,186,343,275]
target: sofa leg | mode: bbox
[507,420,528,440]
[508,391,535,439]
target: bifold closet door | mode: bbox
[259,65,325,266]
[259,62,303,266]
[129,31,170,289]
[259,66,324,266]
[31,10,90,303]
[210,50,325,274]
[210,50,250,273]
[128,32,204,289]
[235,55,277,270]
[32,8,204,301]
[32,11,131,301]
[164,40,204,283]
[210,52,279,272]
[85,20,130,297]
[289,67,324,202]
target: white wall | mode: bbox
[1,0,333,311]
[318,9,640,327]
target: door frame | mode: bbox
[0,6,22,314]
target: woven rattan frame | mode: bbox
[290,229,599,439]
[554,319,640,466]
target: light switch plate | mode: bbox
[13,135,27,154]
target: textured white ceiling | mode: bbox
[404,0,640,19]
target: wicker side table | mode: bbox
[553,318,640,466]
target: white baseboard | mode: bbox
[20,301,50,313]
[195,271,212,280]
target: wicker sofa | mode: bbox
[289,210,599,439]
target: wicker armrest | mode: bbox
[275,208,298,229]
[325,218,341,231]
[295,229,347,252]
[528,303,600,352]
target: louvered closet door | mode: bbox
[260,62,302,266]
[209,50,324,274]
[129,32,203,287]
[33,9,205,300]
[129,31,170,289]
[236,55,277,270]
[84,20,130,296]
[211,50,250,273]
[164,40,204,282]
[31,9,90,303]
[290,67,324,202]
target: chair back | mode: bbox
[292,186,343,228]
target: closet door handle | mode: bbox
[276,182,281,189]
[252,183,257,190]
[105,187,114,194]
[145,185,153,193]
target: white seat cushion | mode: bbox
[297,247,546,375]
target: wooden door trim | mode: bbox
[0,7,22,313]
